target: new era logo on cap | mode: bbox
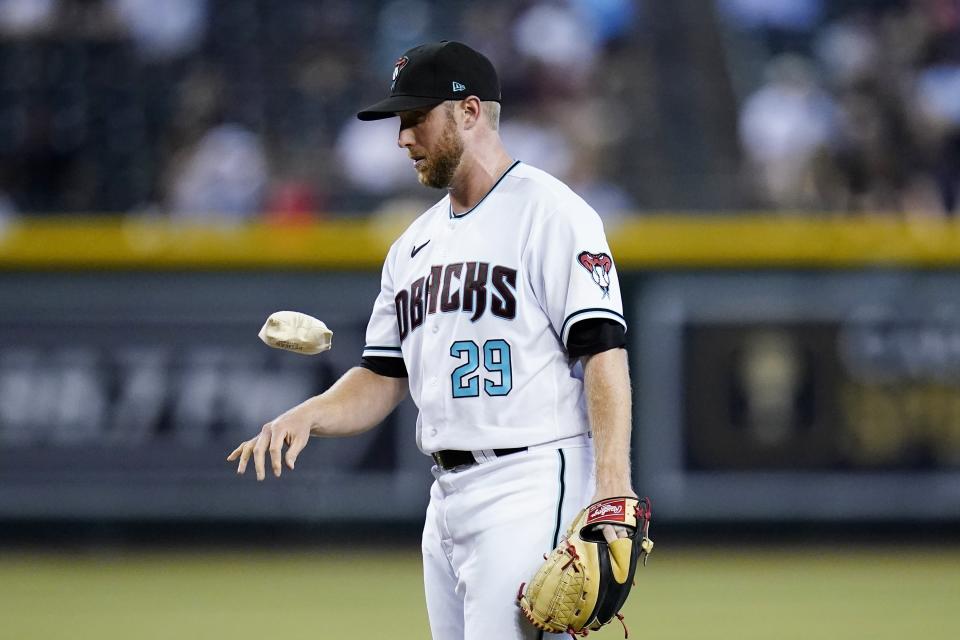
[452,81,466,92]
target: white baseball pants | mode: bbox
[421,438,595,640]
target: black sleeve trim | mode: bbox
[560,308,626,342]
[566,318,627,359]
[360,356,408,378]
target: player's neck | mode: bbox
[448,145,514,214]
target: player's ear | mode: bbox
[461,96,482,130]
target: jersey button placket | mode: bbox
[434,213,455,433]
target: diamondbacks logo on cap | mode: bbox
[578,251,613,298]
[587,499,627,524]
[391,56,409,90]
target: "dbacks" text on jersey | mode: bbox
[395,262,517,341]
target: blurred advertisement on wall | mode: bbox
[637,272,960,521]
[685,319,960,471]
[5,269,960,524]
[0,272,429,521]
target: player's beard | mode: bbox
[416,111,464,189]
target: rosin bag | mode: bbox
[258,311,333,355]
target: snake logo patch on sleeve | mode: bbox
[577,251,613,298]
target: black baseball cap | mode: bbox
[357,41,501,121]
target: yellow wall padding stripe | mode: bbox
[609,216,960,267]
[2,216,960,269]
[0,218,395,269]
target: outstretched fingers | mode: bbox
[253,430,269,481]
[226,444,243,462]
[269,424,287,478]
[227,419,309,479]
[228,439,255,475]
[285,431,309,470]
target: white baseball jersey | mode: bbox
[362,161,625,453]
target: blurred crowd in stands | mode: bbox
[0,0,956,221]
[727,0,960,215]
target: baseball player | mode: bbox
[228,41,636,639]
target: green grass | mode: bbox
[1,546,958,639]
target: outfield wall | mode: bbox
[2,217,959,523]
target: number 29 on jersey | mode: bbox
[450,339,512,398]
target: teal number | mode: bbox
[450,341,480,398]
[450,339,513,398]
[483,339,512,396]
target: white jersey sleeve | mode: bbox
[362,243,404,360]
[527,203,626,348]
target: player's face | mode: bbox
[398,104,464,189]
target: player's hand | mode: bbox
[226,407,312,481]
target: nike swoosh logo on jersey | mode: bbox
[411,240,430,258]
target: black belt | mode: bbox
[431,447,527,471]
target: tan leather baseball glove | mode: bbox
[517,497,653,638]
